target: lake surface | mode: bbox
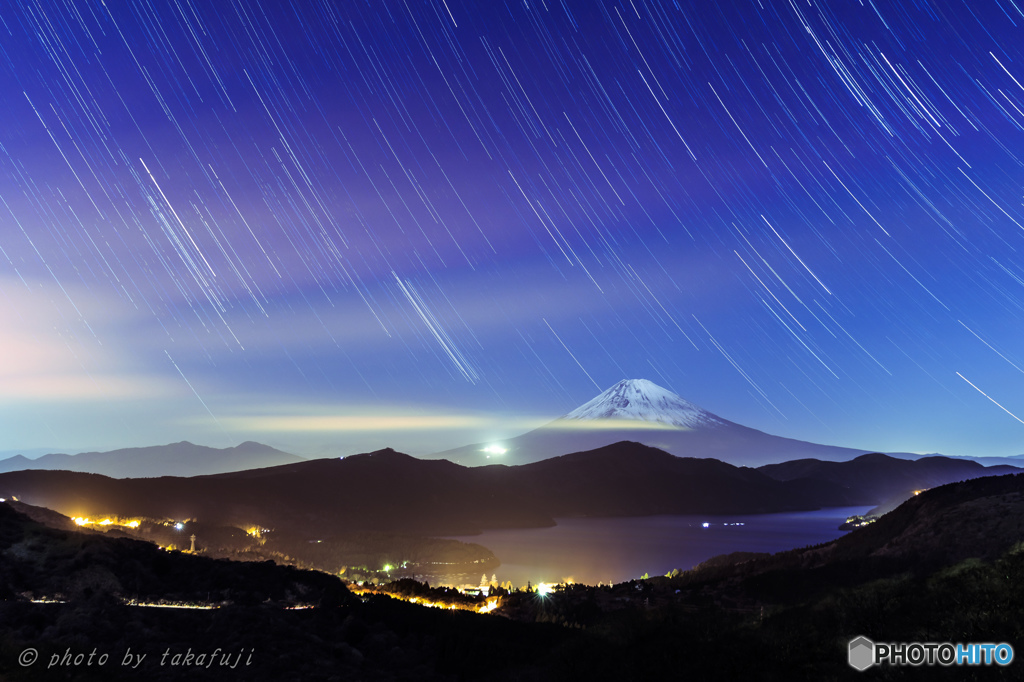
[423,506,872,588]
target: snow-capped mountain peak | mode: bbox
[559,379,723,429]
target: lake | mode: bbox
[422,506,872,588]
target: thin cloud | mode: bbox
[222,414,490,432]
[214,406,552,434]
[545,419,689,431]
[0,279,174,402]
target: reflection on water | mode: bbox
[420,506,872,589]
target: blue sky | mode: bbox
[2,0,1024,459]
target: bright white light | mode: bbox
[702,522,710,528]
[482,445,507,455]
[175,522,184,531]
[536,582,553,597]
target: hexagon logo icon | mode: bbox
[848,636,875,671]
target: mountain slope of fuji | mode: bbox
[431,379,870,467]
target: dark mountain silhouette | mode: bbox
[2,443,1015,543]
[0,442,865,538]
[430,378,872,467]
[650,472,1024,625]
[502,441,861,515]
[757,451,1021,504]
[801,472,1024,567]
[0,440,304,478]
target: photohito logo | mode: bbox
[849,636,1014,670]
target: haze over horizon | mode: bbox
[2,1,1024,460]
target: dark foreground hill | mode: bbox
[0,442,862,539]
[0,501,353,607]
[485,472,1024,679]
[0,501,564,682]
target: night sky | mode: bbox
[2,0,1024,459]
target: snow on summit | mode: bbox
[560,379,724,429]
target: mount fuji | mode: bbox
[430,379,870,467]
[559,378,726,429]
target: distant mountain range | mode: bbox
[0,442,1017,538]
[939,453,1024,467]
[4,379,1016,479]
[432,379,873,467]
[757,452,1022,511]
[0,441,304,478]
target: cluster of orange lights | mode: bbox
[72,517,141,529]
[349,585,502,614]
[406,595,502,614]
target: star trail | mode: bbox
[1,0,1024,458]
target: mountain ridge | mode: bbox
[0,441,858,537]
[757,452,1022,513]
[0,442,1016,539]
[0,440,305,478]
